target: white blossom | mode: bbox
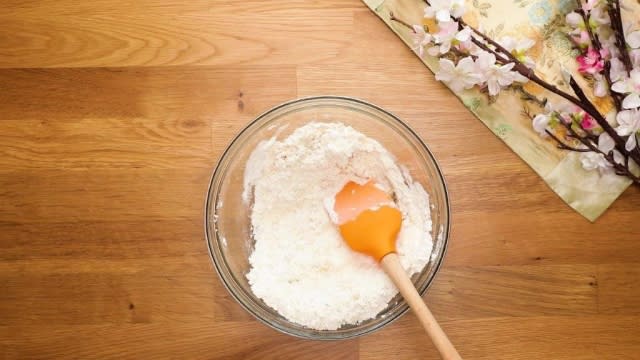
[613,150,625,165]
[627,30,640,68]
[612,68,640,109]
[600,34,620,59]
[589,6,610,26]
[598,132,615,153]
[474,51,527,95]
[433,22,470,54]
[499,37,534,53]
[424,0,465,22]
[499,36,536,68]
[565,12,584,28]
[435,57,481,92]
[627,30,640,49]
[455,26,472,45]
[582,0,598,12]
[593,73,608,97]
[457,39,482,55]
[609,57,626,82]
[597,135,624,165]
[615,109,640,151]
[580,152,612,174]
[532,113,550,137]
[631,49,640,69]
[547,100,576,122]
[411,25,433,58]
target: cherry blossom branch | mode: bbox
[525,71,582,107]
[575,1,623,110]
[515,59,640,168]
[389,12,413,30]
[603,61,624,110]
[468,36,506,63]
[575,1,602,48]
[559,116,640,183]
[542,112,640,183]
[447,18,597,119]
[545,129,591,152]
[513,84,547,108]
[418,2,640,166]
[439,9,591,109]
[402,1,640,182]
[568,76,640,164]
[607,0,634,73]
[458,20,515,63]
[423,0,516,64]
[568,77,614,134]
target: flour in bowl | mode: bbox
[243,122,432,330]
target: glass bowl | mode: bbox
[205,96,450,340]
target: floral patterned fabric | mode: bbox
[363,0,639,221]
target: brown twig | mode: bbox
[560,117,640,183]
[603,60,623,110]
[469,37,507,63]
[545,129,591,152]
[389,12,413,30]
[566,76,640,164]
[548,114,640,182]
[575,1,623,110]
[575,0,602,48]
[450,46,477,60]
[513,84,547,107]
[462,21,516,63]
[607,0,634,73]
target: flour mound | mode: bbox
[244,122,432,330]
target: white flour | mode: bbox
[243,122,432,330]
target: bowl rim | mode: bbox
[204,95,451,340]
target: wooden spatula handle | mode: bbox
[381,253,462,360]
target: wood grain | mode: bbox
[360,315,640,359]
[1,0,639,358]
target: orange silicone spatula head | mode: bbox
[332,181,463,359]
[333,181,402,262]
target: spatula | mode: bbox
[333,180,462,360]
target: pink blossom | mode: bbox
[576,48,604,74]
[580,113,597,130]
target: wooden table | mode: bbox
[1,1,639,359]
